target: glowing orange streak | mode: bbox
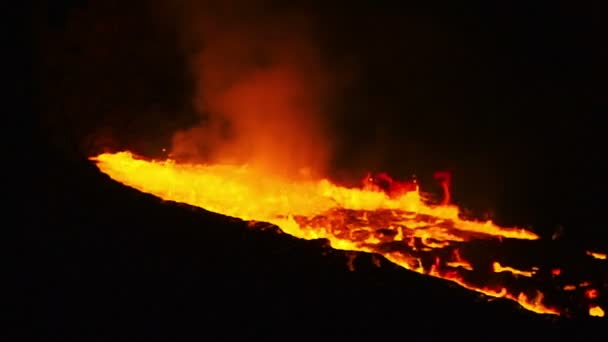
[377,254,558,315]
[586,251,607,260]
[446,249,473,271]
[428,268,559,315]
[492,262,536,277]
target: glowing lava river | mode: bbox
[92,151,606,318]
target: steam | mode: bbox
[170,1,333,179]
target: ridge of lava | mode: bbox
[91,151,606,318]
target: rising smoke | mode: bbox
[169,1,335,179]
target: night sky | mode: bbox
[29,1,606,339]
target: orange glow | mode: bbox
[492,262,536,278]
[91,151,606,318]
[585,289,599,299]
[586,251,607,260]
[446,249,473,271]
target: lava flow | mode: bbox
[92,151,606,318]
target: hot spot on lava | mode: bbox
[91,151,606,318]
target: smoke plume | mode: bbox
[169,1,333,179]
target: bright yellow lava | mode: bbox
[93,152,537,241]
[93,151,568,315]
[589,305,605,317]
[586,251,607,260]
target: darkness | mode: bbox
[26,0,607,340]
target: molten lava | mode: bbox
[587,251,607,260]
[92,151,606,318]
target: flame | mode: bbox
[92,151,606,318]
[492,262,536,278]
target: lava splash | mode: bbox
[92,151,606,318]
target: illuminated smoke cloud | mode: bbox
[170,1,334,179]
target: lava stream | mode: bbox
[92,151,606,318]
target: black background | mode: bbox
[27,0,606,340]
